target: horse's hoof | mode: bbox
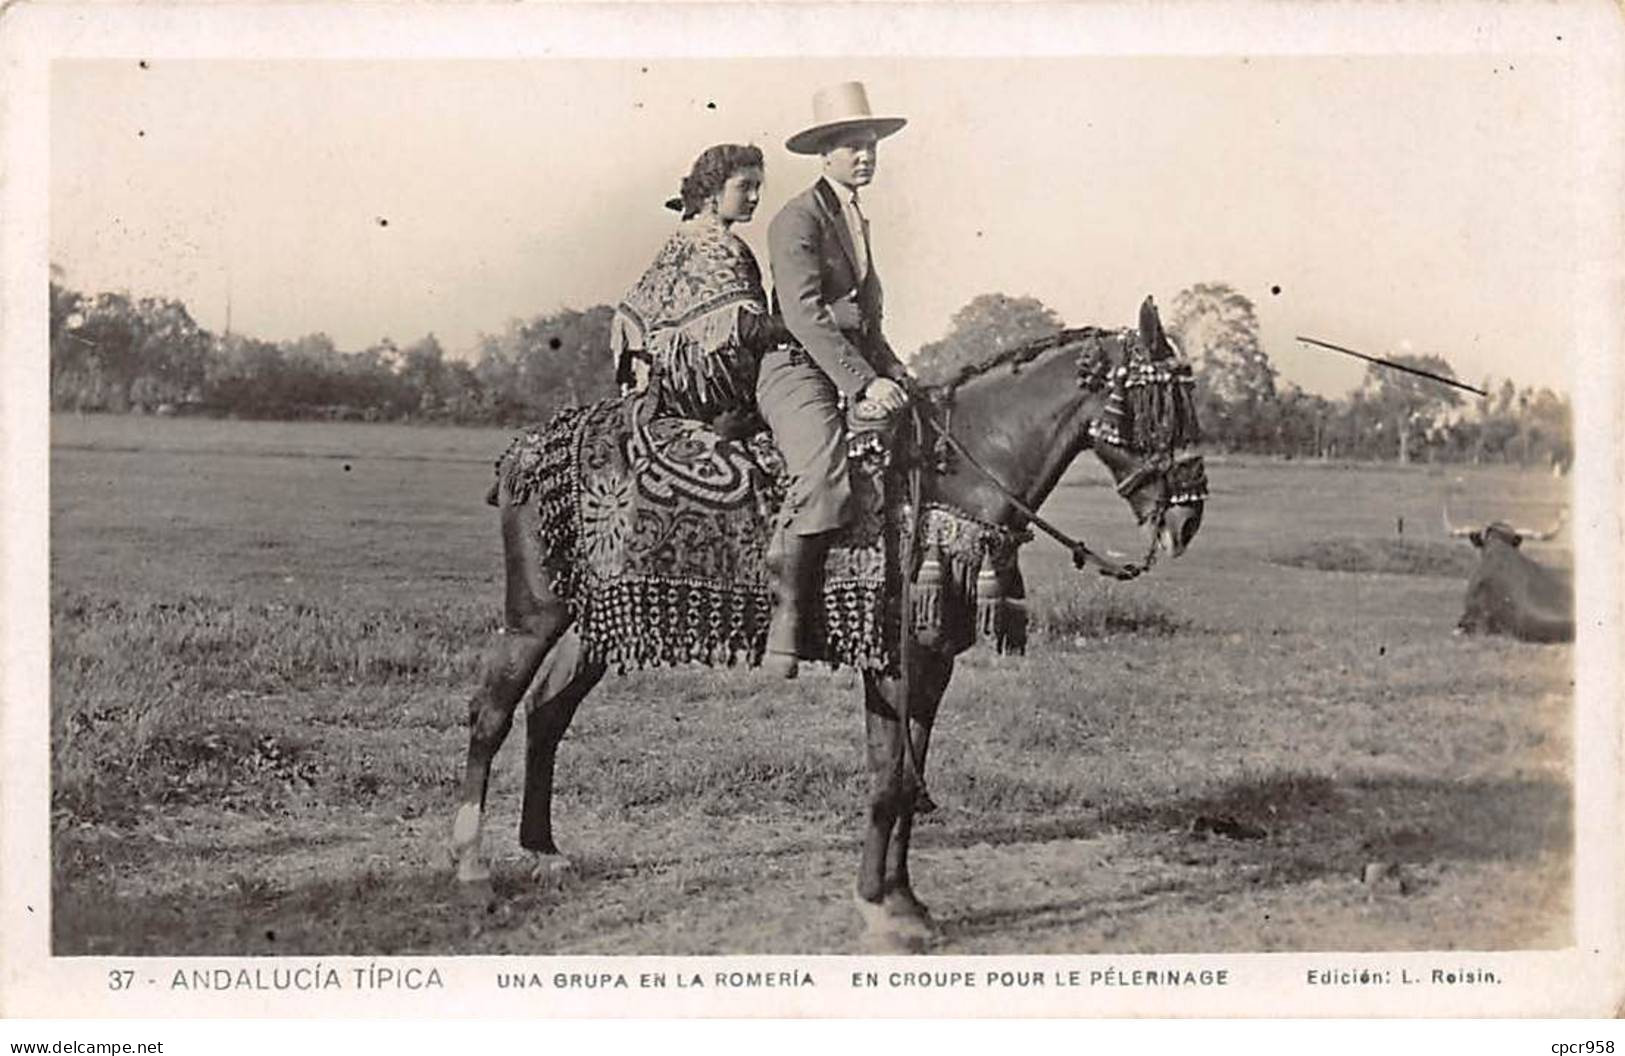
[762,651,799,679]
[456,875,496,909]
[528,852,575,885]
[853,892,889,929]
[861,928,929,955]
[882,891,936,939]
[913,787,939,815]
[454,856,492,885]
[854,892,934,952]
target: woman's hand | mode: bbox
[708,406,765,440]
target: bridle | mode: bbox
[1104,449,1210,570]
[906,327,1206,581]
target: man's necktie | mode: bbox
[847,191,870,282]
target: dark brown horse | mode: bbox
[450,298,1206,949]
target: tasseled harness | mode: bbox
[886,328,1207,808]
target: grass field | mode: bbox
[48,413,1573,955]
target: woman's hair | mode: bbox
[668,143,764,219]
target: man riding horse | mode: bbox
[759,81,916,678]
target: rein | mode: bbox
[924,411,1144,582]
[893,408,930,810]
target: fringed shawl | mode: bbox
[610,213,769,420]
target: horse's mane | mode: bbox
[920,319,1200,453]
[925,326,1124,400]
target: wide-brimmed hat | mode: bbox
[784,82,907,156]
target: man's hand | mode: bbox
[861,376,910,415]
[828,293,863,331]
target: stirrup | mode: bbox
[762,649,799,680]
[763,581,805,679]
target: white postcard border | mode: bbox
[3,1,1622,1020]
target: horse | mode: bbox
[450,296,1207,950]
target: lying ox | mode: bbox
[1445,508,1573,643]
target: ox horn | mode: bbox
[1514,508,1566,542]
[1442,502,1475,538]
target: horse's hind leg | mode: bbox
[453,632,544,885]
[518,626,605,882]
[451,500,572,886]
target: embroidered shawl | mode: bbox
[610,213,769,419]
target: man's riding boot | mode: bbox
[764,531,831,679]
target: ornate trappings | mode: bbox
[912,504,1032,656]
[490,309,1207,672]
[495,394,908,674]
[1085,357,1201,454]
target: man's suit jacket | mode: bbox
[767,179,909,400]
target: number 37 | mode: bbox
[107,969,135,990]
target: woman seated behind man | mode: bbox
[609,143,779,438]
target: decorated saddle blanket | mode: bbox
[495,395,1030,673]
[497,395,900,673]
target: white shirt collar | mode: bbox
[822,174,861,207]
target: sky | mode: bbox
[50,53,1580,398]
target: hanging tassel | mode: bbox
[911,549,945,646]
[976,565,1005,640]
[1170,377,1200,447]
[1124,382,1160,451]
[1119,367,1201,451]
[976,561,1032,655]
[609,309,648,392]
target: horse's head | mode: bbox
[917,296,1206,567]
[1082,297,1208,561]
[1098,446,1207,558]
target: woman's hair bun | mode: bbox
[670,143,764,220]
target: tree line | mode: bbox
[911,284,1572,469]
[50,270,616,426]
[50,271,1571,467]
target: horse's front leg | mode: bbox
[858,682,902,909]
[855,651,952,949]
[883,651,953,924]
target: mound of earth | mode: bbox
[1270,538,1479,578]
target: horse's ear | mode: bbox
[1138,295,1170,359]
